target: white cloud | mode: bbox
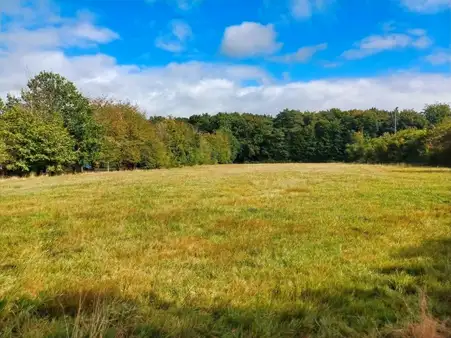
[400,0,451,12]
[2,49,451,116]
[155,20,192,52]
[221,22,282,58]
[290,0,333,19]
[0,2,118,52]
[426,51,451,65]
[270,43,327,63]
[342,29,432,60]
[1,0,450,117]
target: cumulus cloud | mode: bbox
[0,0,450,117]
[342,29,432,60]
[0,24,118,51]
[155,20,192,52]
[221,22,282,58]
[2,49,451,116]
[270,43,327,63]
[400,0,451,13]
[0,1,118,52]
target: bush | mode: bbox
[428,120,451,167]
[346,129,428,165]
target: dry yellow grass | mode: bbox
[0,163,450,337]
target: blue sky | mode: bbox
[0,0,450,116]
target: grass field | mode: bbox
[0,163,450,337]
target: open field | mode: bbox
[0,163,450,337]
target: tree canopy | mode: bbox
[0,71,450,176]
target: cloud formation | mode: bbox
[0,0,450,117]
[3,48,451,116]
[221,22,282,58]
[270,43,327,63]
[342,29,432,60]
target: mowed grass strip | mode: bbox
[0,164,450,337]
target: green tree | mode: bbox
[423,103,451,126]
[348,129,428,164]
[0,106,75,175]
[21,71,101,170]
[428,120,451,166]
[155,119,200,166]
[346,132,368,163]
[398,109,428,130]
[0,137,9,174]
[92,100,170,170]
[203,129,235,164]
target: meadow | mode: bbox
[0,163,450,337]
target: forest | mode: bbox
[0,71,450,176]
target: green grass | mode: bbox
[0,163,450,337]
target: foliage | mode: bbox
[21,71,102,169]
[0,137,9,172]
[347,129,429,164]
[346,132,367,163]
[155,118,201,166]
[205,129,235,164]
[92,100,170,170]
[423,103,451,126]
[0,106,75,174]
[1,71,451,176]
[428,120,451,166]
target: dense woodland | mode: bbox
[0,71,450,176]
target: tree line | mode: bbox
[0,71,450,176]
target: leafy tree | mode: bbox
[155,119,200,166]
[92,100,170,170]
[428,120,451,166]
[203,130,235,164]
[346,132,368,163]
[347,129,428,164]
[198,134,215,164]
[423,103,451,126]
[21,71,101,170]
[0,106,75,175]
[0,137,9,173]
[398,109,428,130]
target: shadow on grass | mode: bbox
[377,238,451,318]
[0,288,407,337]
[1,239,450,337]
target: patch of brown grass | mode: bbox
[395,293,451,338]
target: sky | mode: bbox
[0,0,450,116]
